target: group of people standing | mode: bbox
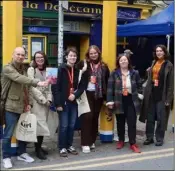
[1,44,173,169]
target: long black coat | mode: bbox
[139,60,174,130]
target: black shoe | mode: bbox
[143,139,154,145]
[36,149,47,160]
[155,141,163,146]
[41,148,48,155]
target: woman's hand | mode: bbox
[57,107,63,111]
[68,94,75,101]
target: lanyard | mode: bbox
[67,67,74,88]
[90,62,100,73]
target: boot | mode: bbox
[35,136,47,160]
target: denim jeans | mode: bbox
[58,101,77,150]
[2,111,27,159]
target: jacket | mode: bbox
[107,69,142,115]
[139,60,174,127]
[52,63,88,109]
[1,62,39,114]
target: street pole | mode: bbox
[58,0,64,66]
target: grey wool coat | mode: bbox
[106,69,143,115]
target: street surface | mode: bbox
[1,116,174,170]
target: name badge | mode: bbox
[123,89,128,96]
[90,76,96,84]
[154,80,159,87]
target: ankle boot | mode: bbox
[35,136,47,160]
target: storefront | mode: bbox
[0,1,153,68]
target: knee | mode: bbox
[59,125,68,132]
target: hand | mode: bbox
[165,102,170,106]
[25,105,31,112]
[108,104,114,109]
[46,101,51,107]
[37,81,48,87]
[146,67,151,72]
[56,107,63,111]
[68,94,75,101]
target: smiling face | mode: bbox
[66,51,77,65]
[89,48,99,61]
[156,47,165,59]
[35,53,45,67]
[119,56,129,69]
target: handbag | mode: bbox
[76,70,90,117]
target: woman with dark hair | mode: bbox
[27,51,52,160]
[140,44,174,146]
[52,47,87,157]
[77,45,110,153]
[106,53,142,153]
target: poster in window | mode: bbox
[31,42,42,57]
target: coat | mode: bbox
[27,67,52,136]
[52,63,87,109]
[1,62,39,114]
[76,60,110,100]
[139,60,174,130]
[107,69,143,115]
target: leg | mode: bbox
[2,111,19,159]
[58,106,69,150]
[67,102,78,148]
[17,140,27,156]
[116,114,125,142]
[35,136,46,160]
[91,98,103,144]
[155,101,166,145]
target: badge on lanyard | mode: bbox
[90,76,96,84]
[154,79,159,87]
[123,89,128,96]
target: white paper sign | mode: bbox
[32,42,42,56]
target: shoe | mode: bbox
[143,139,154,145]
[60,148,68,157]
[36,149,47,160]
[116,141,124,149]
[90,143,95,149]
[82,146,90,153]
[17,153,34,163]
[155,141,163,146]
[67,146,78,155]
[3,158,13,169]
[130,144,141,153]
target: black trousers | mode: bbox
[146,96,166,142]
[116,94,137,145]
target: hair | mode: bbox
[116,53,133,70]
[32,51,49,69]
[85,45,102,62]
[153,44,170,60]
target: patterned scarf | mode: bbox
[91,63,103,99]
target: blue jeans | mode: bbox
[2,111,27,159]
[58,101,77,150]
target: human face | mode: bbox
[89,48,99,61]
[35,53,45,67]
[156,47,165,59]
[66,51,77,66]
[119,56,129,69]
[13,47,25,64]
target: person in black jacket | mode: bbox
[76,45,110,153]
[52,47,87,157]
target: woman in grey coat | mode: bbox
[139,44,174,146]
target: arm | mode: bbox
[52,67,62,108]
[106,71,115,106]
[166,65,174,105]
[135,70,143,94]
[74,70,88,99]
[46,85,52,102]
[3,65,39,86]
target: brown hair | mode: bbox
[153,44,170,60]
[85,45,102,62]
[32,51,49,69]
[116,53,133,70]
